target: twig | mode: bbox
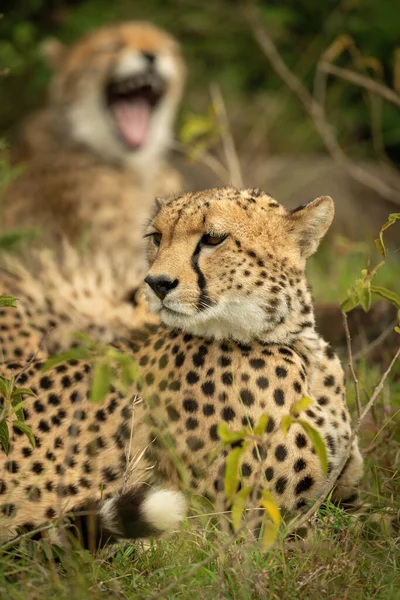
[286,345,400,534]
[171,140,231,184]
[343,313,362,417]
[244,2,400,206]
[0,523,54,552]
[352,318,398,361]
[318,62,400,110]
[210,83,244,188]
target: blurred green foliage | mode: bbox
[0,0,399,160]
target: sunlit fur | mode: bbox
[145,187,334,353]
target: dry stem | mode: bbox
[210,83,244,188]
[343,313,362,417]
[245,2,400,206]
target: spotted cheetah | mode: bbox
[0,187,363,546]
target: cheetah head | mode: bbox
[144,187,334,344]
[42,22,185,167]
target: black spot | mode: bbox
[273,389,285,406]
[183,398,198,413]
[95,409,107,422]
[324,375,335,387]
[39,376,53,390]
[186,417,199,430]
[70,390,80,403]
[201,381,215,396]
[275,366,288,378]
[293,381,302,393]
[22,447,32,458]
[275,444,288,461]
[0,480,7,494]
[1,503,16,517]
[102,467,118,482]
[203,404,215,416]
[166,406,180,421]
[222,372,233,386]
[209,424,219,441]
[294,458,306,473]
[33,400,45,413]
[325,434,336,455]
[295,433,307,449]
[186,371,199,385]
[219,356,232,367]
[5,461,19,474]
[317,396,329,406]
[61,375,72,388]
[46,507,56,519]
[295,475,314,495]
[175,352,185,367]
[249,358,265,370]
[186,436,205,451]
[275,477,287,494]
[242,463,252,477]
[256,376,269,390]
[48,393,61,406]
[240,389,255,406]
[222,406,236,421]
[26,485,42,502]
[32,462,44,474]
[325,346,335,359]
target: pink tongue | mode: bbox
[112,98,150,148]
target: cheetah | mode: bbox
[1,22,185,267]
[0,187,363,546]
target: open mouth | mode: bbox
[105,71,165,149]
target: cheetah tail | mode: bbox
[74,486,187,548]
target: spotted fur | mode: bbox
[0,187,363,545]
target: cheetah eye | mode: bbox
[201,233,228,247]
[144,232,162,247]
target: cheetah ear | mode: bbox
[40,38,66,70]
[290,196,334,258]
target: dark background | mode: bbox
[1,0,400,164]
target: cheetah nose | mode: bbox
[145,275,179,301]
[142,51,156,64]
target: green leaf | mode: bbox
[224,444,248,501]
[0,229,41,253]
[12,420,36,449]
[281,414,294,435]
[260,520,279,551]
[0,376,9,397]
[370,285,400,310]
[259,491,281,550]
[0,420,10,454]
[90,361,113,403]
[0,295,17,308]
[340,292,359,313]
[253,414,269,437]
[12,388,36,399]
[217,421,248,446]
[260,490,281,526]
[43,347,92,370]
[356,279,372,312]
[290,397,313,416]
[375,213,400,258]
[231,486,252,531]
[297,420,328,476]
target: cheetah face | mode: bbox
[144,187,334,343]
[44,22,185,166]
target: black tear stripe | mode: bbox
[191,240,216,312]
